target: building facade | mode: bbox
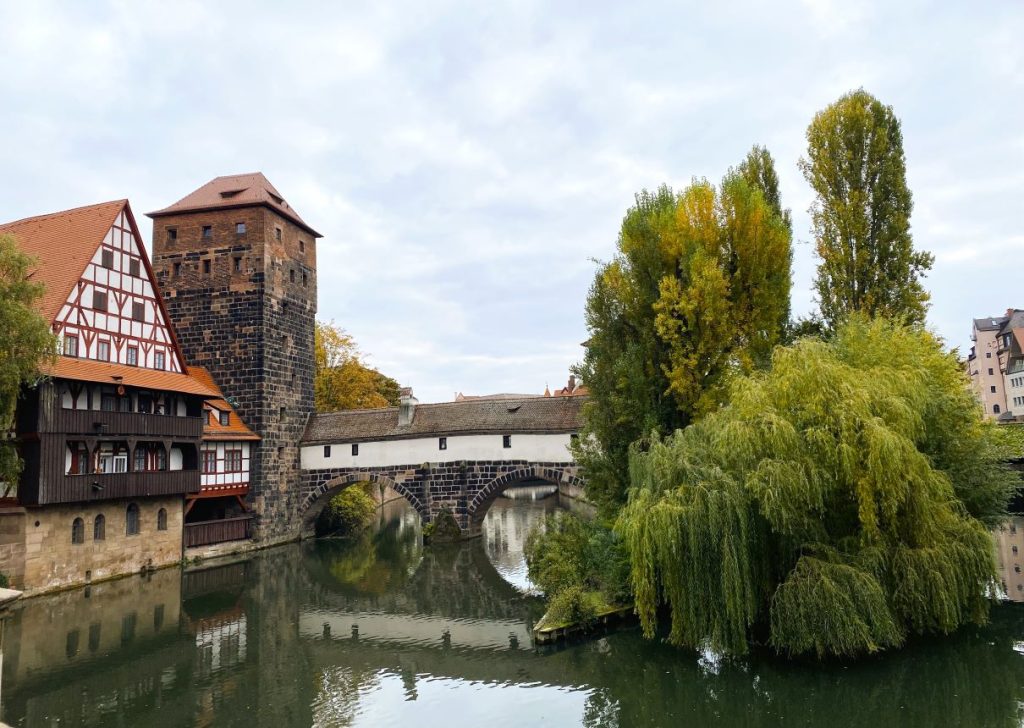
[968,310,1024,420]
[0,200,219,593]
[148,174,319,544]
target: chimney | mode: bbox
[567,374,576,393]
[398,387,418,427]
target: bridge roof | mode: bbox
[302,396,585,444]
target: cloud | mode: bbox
[0,0,1021,402]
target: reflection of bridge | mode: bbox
[298,394,586,536]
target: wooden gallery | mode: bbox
[0,174,315,595]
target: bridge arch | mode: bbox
[299,471,428,533]
[466,464,583,534]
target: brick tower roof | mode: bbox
[146,172,321,237]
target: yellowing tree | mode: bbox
[315,321,400,411]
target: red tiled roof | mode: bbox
[0,200,126,323]
[188,367,260,441]
[146,172,320,237]
[42,357,220,397]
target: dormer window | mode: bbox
[220,411,229,426]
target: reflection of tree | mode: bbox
[312,665,382,728]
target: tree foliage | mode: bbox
[574,151,792,512]
[618,318,1015,658]
[0,235,56,491]
[801,89,934,328]
[316,483,377,538]
[315,321,400,411]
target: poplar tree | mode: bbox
[619,318,1015,658]
[801,89,934,327]
[574,150,792,512]
[0,235,56,492]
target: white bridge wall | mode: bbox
[301,433,574,470]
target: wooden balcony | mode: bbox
[184,516,253,548]
[45,408,203,439]
[45,469,201,504]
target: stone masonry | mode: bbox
[300,460,583,537]
[150,205,316,543]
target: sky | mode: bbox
[0,1,1021,403]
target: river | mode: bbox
[2,488,1024,727]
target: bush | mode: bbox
[545,585,598,628]
[316,483,376,538]
[525,512,631,606]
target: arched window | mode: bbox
[94,514,106,541]
[71,517,85,545]
[157,508,167,531]
[126,503,140,536]
[994,404,1002,414]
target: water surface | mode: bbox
[3,490,1024,727]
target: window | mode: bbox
[275,227,282,241]
[154,351,166,370]
[994,404,1001,414]
[101,393,116,412]
[203,259,211,274]
[439,437,447,451]
[93,290,108,311]
[97,341,110,361]
[302,272,308,287]
[289,269,295,283]
[233,256,242,273]
[126,503,140,536]
[121,613,137,644]
[94,514,105,541]
[1016,565,1021,574]
[134,446,147,472]
[71,517,85,545]
[166,228,177,243]
[138,393,152,414]
[157,508,167,531]
[63,336,78,357]
[220,411,230,426]
[101,249,114,269]
[299,239,305,252]
[987,352,992,358]
[236,222,246,234]
[88,623,101,652]
[154,604,165,630]
[66,630,80,658]
[503,435,512,449]
[69,443,89,475]
[323,445,331,458]
[991,386,997,393]
[126,346,138,366]
[202,449,217,474]
[225,449,243,473]
[352,443,359,456]
[173,262,182,277]
[129,259,141,277]
[202,225,212,239]
[989,368,995,375]
[1014,545,1019,555]
[132,301,145,322]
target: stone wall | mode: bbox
[0,496,183,595]
[299,460,583,537]
[151,206,316,544]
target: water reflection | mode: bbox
[2,495,1024,727]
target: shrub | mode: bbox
[316,483,377,538]
[545,584,598,628]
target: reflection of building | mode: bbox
[995,517,1024,602]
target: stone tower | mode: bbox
[147,173,319,542]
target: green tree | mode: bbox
[574,154,792,512]
[801,89,934,328]
[315,320,401,411]
[618,318,1015,659]
[0,234,56,493]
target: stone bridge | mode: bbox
[298,391,585,538]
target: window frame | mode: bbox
[439,437,447,451]
[101,249,114,269]
[202,449,218,474]
[324,445,332,458]
[63,335,79,357]
[351,443,359,456]
[126,346,138,366]
[94,514,106,541]
[97,340,111,362]
[224,449,243,473]
[502,435,512,449]
[71,517,85,545]
[154,351,166,370]
[93,290,108,311]
[201,225,212,239]
[125,503,140,536]
[235,222,246,235]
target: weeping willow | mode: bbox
[618,317,1017,658]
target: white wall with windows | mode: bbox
[300,432,574,470]
[200,441,251,487]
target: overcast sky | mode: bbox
[1,1,1021,402]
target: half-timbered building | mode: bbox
[0,200,220,593]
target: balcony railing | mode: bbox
[45,409,203,439]
[48,469,201,503]
[184,516,253,548]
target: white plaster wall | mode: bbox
[301,432,574,470]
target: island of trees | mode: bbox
[526,89,1018,659]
